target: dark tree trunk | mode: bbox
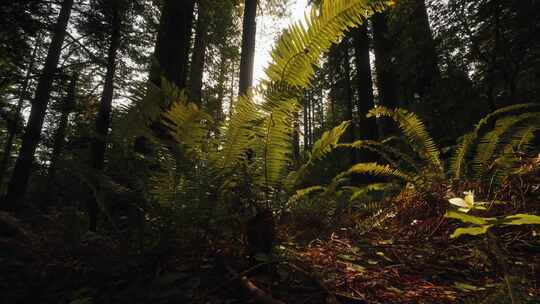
[410,0,440,100]
[303,95,309,152]
[0,35,41,191]
[189,3,208,106]
[372,13,399,138]
[238,0,257,96]
[214,50,227,125]
[47,72,78,184]
[150,0,195,89]
[4,0,74,209]
[353,24,378,142]
[135,0,195,155]
[87,1,121,232]
[342,40,357,166]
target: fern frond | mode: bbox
[288,185,326,204]
[349,182,401,202]
[288,121,351,186]
[258,98,300,188]
[472,112,540,178]
[334,162,411,184]
[368,107,442,172]
[215,93,262,171]
[449,132,476,180]
[265,0,390,88]
[162,100,212,158]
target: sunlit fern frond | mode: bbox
[162,100,212,159]
[341,139,422,174]
[288,185,326,205]
[215,92,263,171]
[288,121,351,186]
[367,107,443,173]
[258,98,300,188]
[264,0,391,89]
[333,162,411,186]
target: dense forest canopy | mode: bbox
[0,0,539,303]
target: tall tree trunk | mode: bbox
[353,24,378,142]
[238,0,257,96]
[87,1,121,232]
[343,41,356,165]
[303,95,309,152]
[47,72,77,188]
[135,0,195,154]
[214,50,227,125]
[410,0,440,100]
[189,2,208,105]
[3,0,74,209]
[228,60,236,116]
[0,35,41,192]
[150,0,195,89]
[372,13,399,138]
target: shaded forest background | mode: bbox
[0,0,539,303]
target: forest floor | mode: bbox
[1,163,540,303]
[2,206,539,304]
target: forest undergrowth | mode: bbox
[1,154,539,303]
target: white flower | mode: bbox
[448,191,487,213]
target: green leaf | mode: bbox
[503,214,540,225]
[450,225,492,238]
[453,282,486,292]
[444,211,495,225]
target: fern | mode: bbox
[472,112,540,179]
[289,121,350,186]
[368,107,443,173]
[334,162,411,184]
[449,103,540,181]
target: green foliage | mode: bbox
[449,103,540,183]
[368,106,443,172]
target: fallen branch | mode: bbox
[283,262,340,304]
[216,256,286,304]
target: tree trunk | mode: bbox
[339,39,357,167]
[189,2,208,105]
[372,13,399,138]
[0,35,41,192]
[87,0,121,232]
[410,0,440,100]
[150,0,195,89]
[214,50,227,125]
[353,24,378,142]
[238,0,257,96]
[3,0,74,209]
[48,72,77,184]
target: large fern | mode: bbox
[368,106,443,173]
[449,103,540,181]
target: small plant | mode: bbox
[445,192,540,238]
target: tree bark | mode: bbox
[372,13,399,138]
[189,2,208,106]
[409,0,440,100]
[3,0,74,209]
[353,24,378,142]
[0,35,41,192]
[47,72,78,184]
[238,0,257,96]
[87,0,121,231]
[150,0,195,89]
